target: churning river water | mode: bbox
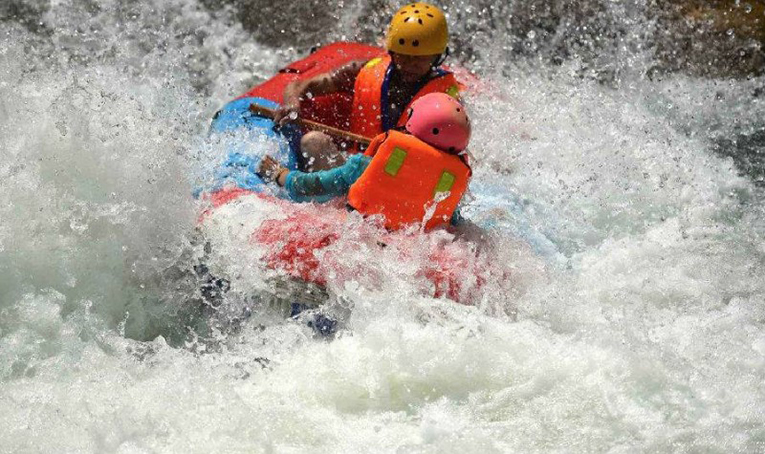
[1,0,764,452]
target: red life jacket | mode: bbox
[347,130,471,231]
[349,54,462,144]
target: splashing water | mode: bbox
[1,0,765,452]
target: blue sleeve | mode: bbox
[284,154,371,203]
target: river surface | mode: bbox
[1,0,764,452]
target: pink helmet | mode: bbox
[405,92,471,154]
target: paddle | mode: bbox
[249,103,372,146]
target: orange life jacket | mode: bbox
[347,130,471,231]
[349,54,462,144]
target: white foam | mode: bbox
[1,0,765,451]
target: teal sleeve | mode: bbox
[284,154,372,203]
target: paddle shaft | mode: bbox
[249,103,372,146]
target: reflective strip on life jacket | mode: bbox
[349,54,462,144]
[347,130,470,231]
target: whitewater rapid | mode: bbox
[1,0,765,452]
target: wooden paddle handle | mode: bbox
[249,103,372,146]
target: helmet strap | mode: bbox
[432,47,450,68]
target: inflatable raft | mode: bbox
[199,42,499,305]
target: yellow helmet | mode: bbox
[385,3,448,56]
